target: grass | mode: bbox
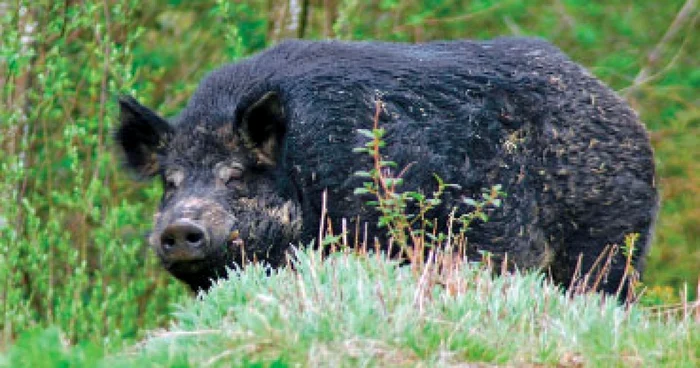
[123,250,699,367]
[4,248,697,367]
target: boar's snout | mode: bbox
[158,219,209,263]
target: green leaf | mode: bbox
[384,178,403,186]
[358,129,374,139]
[463,198,477,207]
[321,234,342,246]
[353,188,370,195]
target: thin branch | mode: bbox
[627,0,697,92]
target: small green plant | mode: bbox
[563,231,646,304]
[352,99,504,264]
[618,232,641,299]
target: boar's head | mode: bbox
[115,92,302,292]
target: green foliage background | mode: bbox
[1,0,697,349]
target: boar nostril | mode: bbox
[186,231,203,246]
[160,220,208,252]
[162,235,176,250]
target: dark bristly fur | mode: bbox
[115,37,658,295]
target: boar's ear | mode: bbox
[237,91,286,166]
[114,95,173,178]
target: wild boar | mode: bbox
[115,37,658,295]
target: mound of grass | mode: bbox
[2,248,698,367]
[106,249,699,367]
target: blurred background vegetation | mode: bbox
[1,0,697,350]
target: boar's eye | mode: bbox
[165,178,177,191]
[164,170,184,191]
[217,164,244,185]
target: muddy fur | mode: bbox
[116,37,658,294]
